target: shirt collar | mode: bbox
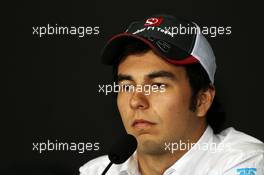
[119,151,140,175]
[164,125,214,174]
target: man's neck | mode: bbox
[136,124,207,175]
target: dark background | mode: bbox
[6,0,263,174]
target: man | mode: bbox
[80,15,264,175]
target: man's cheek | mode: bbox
[120,114,131,130]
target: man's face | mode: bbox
[117,50,205,155]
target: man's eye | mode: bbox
[121,84,134,92]
[152,83,167,88]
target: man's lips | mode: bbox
[132,119,156,129]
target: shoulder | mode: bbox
[79,155,109,175]
[212,127,264,174]
[216,127,264,154]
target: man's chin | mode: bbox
[136,137,165,155]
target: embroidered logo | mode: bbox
[144,17,163,26]
[237,168,257,175]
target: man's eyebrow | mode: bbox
[147,70,176,80]
[117,74,133,82]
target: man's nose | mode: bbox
[129,91,150,110]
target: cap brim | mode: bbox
[101,32,199,65]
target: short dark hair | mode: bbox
[112,40,225,134]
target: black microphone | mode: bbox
[101,134,137,175]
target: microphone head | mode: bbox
[108,134,137,164]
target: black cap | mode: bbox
[101,14,216,83]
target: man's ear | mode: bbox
[196,85,215,117]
